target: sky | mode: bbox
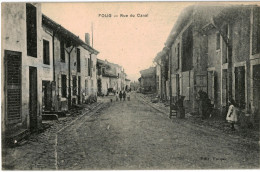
[41,1,259,82]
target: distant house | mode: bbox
[140,67,156,93]
[125,79,131,91]
[96,59,125,95]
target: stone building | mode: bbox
[96,59,125,95]
[42,15,99,111]
[1,3,100,143]
[139,67,156,93]
[165,5,260,120]
[154,50,169,101]
[200,6,260,118]
[2,3,44,140]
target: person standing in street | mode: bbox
[115,91,119,101]
[119,91,122,101]
[123,91,126,101]
[226,99,239,130]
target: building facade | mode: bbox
[2,3,99,142]
[2,3,44,139]
[139,67,156,93]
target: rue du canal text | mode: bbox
[98,14,149,17]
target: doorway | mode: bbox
[29,67,37,131]
[78,76,81,104]
[42,81,52,111]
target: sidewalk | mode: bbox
[137,93,259,142]
[2,101,106,170]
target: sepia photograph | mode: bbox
[1,0,260,170]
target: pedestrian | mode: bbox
[127,92,130,101]
[123,91,126,101]
[115,92,119,101]
[226,99,239,130]
[119,91,122,101]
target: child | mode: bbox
[226,99,238,130]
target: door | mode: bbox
[78,76,81,104]
[5,50,22,123]
[235,66,245,109]
[253,64,260,117]
[176,74,180,99]
[42,81,52,111]
[29,67,37,131]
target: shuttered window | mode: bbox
[5,50,22,121]
[26,3,37,57]
[43,39,50,65]
[60,41,65,62]
[61,74,67,97]
[77,48,80,72]
[73,75,77,96]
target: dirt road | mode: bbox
[56,93,259,169]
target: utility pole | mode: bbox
[91,22,94,48]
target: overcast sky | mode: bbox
[41,1,258,81]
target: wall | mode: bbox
[2,3,43,134]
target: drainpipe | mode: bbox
[65,46,75,109]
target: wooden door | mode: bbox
[29,67,37,131]
[5,50,22,123]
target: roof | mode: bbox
[42,14,99,55]
[200,5,258,34]
[102,72,118,78]
[140,67,156,76]
[164,5,228,48]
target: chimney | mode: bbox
[85,33,90,45]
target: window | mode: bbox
[88,58,91,76]
[5,50,22,121]
[61,75,67,97]
[73,76,77,96]
[235,66,246,109]
[60,41,65,62]
[43,40,50,65]
[26,3,37,57]
[88,56,93,77]
[77,48,80,72]
[216,32,220,50]
[182,26,193,72]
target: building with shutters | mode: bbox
[96,59,126,95]
[1,3,100,143]
[42,15,99,111]
[154,49,169,101]
[200,6,260,118]
[2,3,44,141]
[165,5,260,121]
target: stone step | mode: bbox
[42,114,59,120]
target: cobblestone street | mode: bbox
[3,93,258,170]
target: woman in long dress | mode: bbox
[226,99,238,130]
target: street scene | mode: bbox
[1,1,260,170]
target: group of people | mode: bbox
[115,91,129,101]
